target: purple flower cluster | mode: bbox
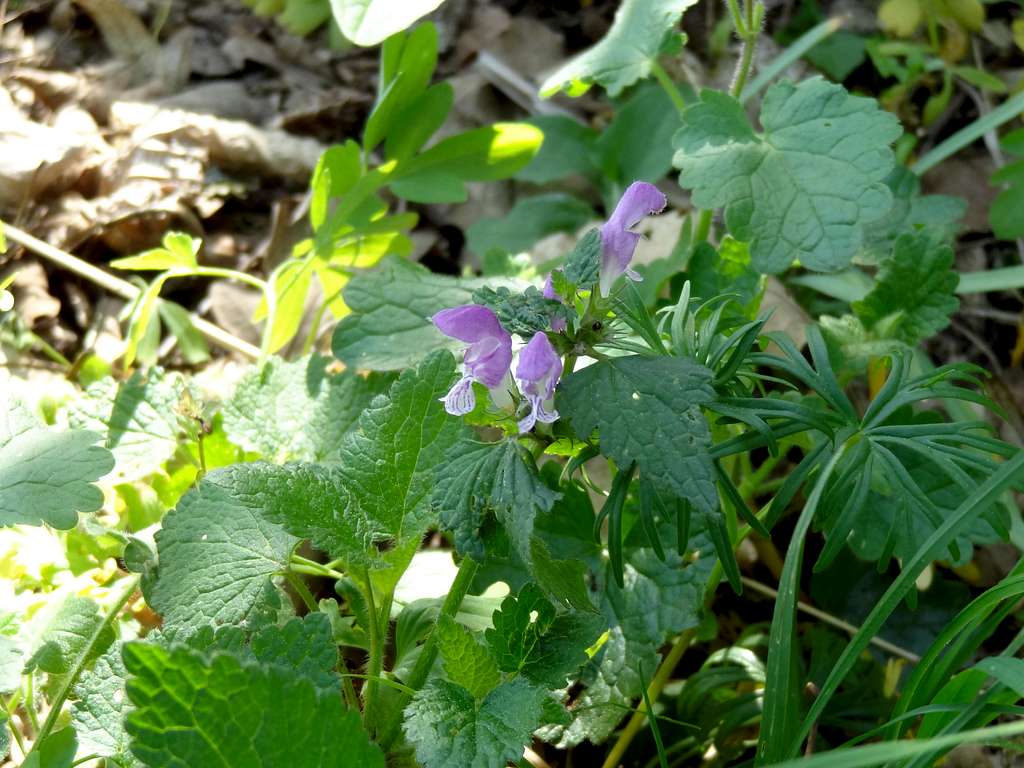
[431,182,667,433]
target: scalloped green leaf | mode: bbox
[673,77,901,273]
[0,403,113,529]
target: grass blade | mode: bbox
[914,90,1024,175]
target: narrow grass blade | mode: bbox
[914,90,1024,175]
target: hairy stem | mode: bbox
[377,556,479,749]
[361,569,386,733]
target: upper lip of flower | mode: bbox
[599,181,668,296]
[432,304,513,389]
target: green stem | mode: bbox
[377,556,480,750]
[285,572,318,613]
[4,691,27,757]
[649,60,687,116]
[361,569,384,732]
[31,575,140,753]
[24,672,38,732]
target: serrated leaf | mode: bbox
[852,232,959,345]
[0,403,113,529]
[673,77,901,273]
[262,351,465,591]
[250,614,339,692]
[486,583,604,689]
[404,677,548,768]
[433,439,567,599]
[540,0,699,97]
[563,228,602,287]
[331,255,520,371]
[435,614,501,699]
[123,643,383,768]
[71,642,137,766]
[69,369,187,482]
[470,285,572,340]
[149,467,299,633]
[222,354,392,462]
[25,595,116,693]
[544,541,715,747]
[860,167,965,263]
[556,356,717,512]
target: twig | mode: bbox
[740,576,921,663]
[1,222,260,359]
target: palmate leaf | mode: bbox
[673,77,901,273]
[222,354,392,463]
[0,403,113,529]
[556,355,718,513]
[403,677,548,768]
[540,0,699,97]
[852,232,959,345]
[123,643,383,768]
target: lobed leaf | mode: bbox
[673,77,901,273]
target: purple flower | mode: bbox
[543,272,567,333]
[516,331,562,434]
[599,181,668,297]
[432,304,513,416]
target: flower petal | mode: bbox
[432,304,507,344]
[516,332,562,399]
[606,181,667,231]
[441,375,476,416]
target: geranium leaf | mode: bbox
[673,77,901,273]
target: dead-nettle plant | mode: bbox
[5,2,1024,767]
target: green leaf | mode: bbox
[486,583,604,689]
[673,77,901,273]
[597,83,683,183]
[404,677,548,768]
[516,116,599,184]
[990,159,1024,240]
[261,259,314,354]
[394,123,543,182]
[331,255,519,371]
[0,402,113,529]
[71,643,137,766]
[149,467,298,633]
[250,614,340,692]
[385,82,454,162]
[110,232,200,272]
[331,0,444,47]
[805,30,866,81]
[540,0,699,97]
[852,232,959,345]
[21,728,77,768]
[264,351,465,590]
[860,167,965,263]
[435,614,501,699]
[433,440,567,601]
[0,636,22,694]
[470,286,571,338]
[976,657,1024,697]
[156,301,210,365]
[222,354,392,462]
[388,171,466,203]
[466,194,595,257]
[123,642,384,768]
[25,596,116,688]
[68,369,187,482]
[562,228,602,288]
[557,356,718,511]
[363,23,438,151]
